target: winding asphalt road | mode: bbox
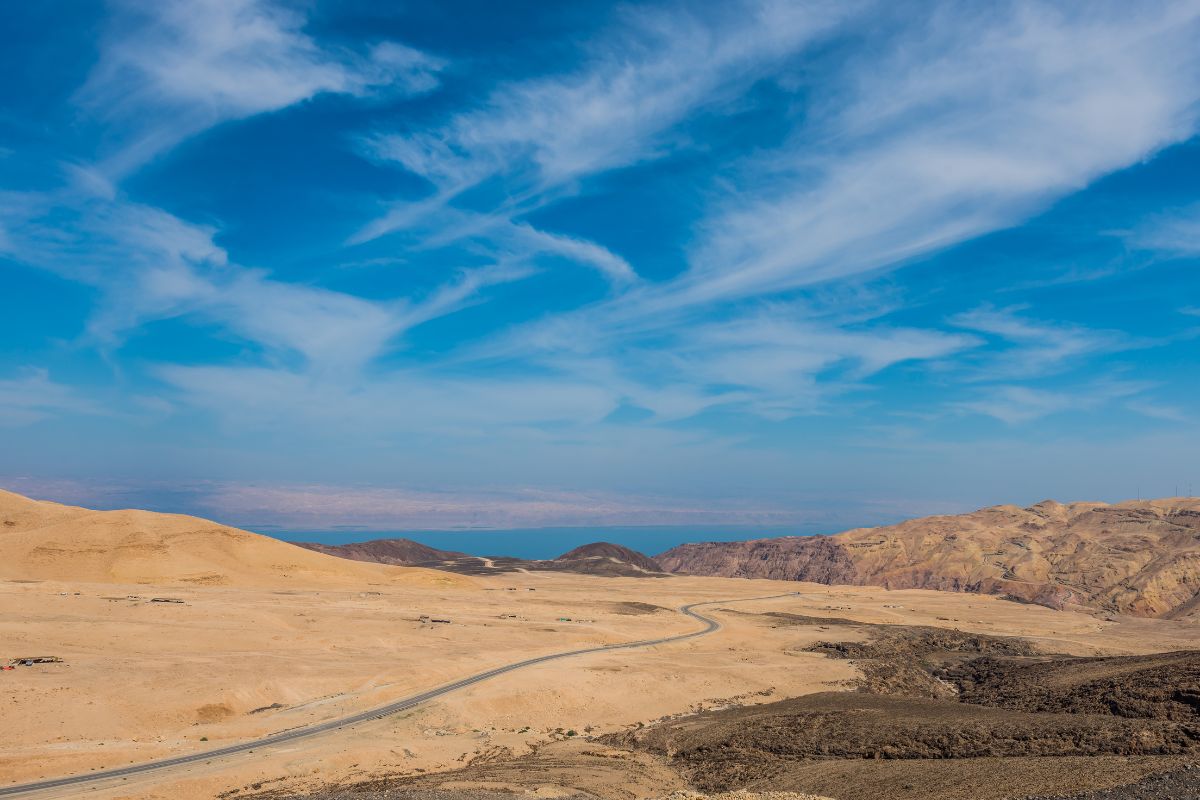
[0,592,795,798]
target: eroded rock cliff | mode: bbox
[657,499,1200,617]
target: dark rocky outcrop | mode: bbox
[295,538,466,566]
[293,538,667,579]
[556,541,664,573]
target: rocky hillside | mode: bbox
[556,541,665,573]
[295,538,467,565]
[657,499,1200,618]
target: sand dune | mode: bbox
[0,489,471,589]
[0,488,91,532]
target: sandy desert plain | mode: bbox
[2,489,1199,800]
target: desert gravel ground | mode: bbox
[3,572,1196,800]
[1021,763,1200,799]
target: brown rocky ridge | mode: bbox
[297,537,667,578]
[556,541,665,573]
[656,498,1200,617]
[295,538,468,565]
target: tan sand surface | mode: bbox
[0,489,468,590]
[3,569,1196,800]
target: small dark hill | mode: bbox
[295,538,467,566]
[556,541,664,573]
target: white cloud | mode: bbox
[509,224,637,283]
[949,305,1134,378]
[468,300,980,424]
[675,2,1200,306]
[641,313,978,419]
[2,196,525,373]
[344,1,1200,430]
[79,0,444,176]
[366,2,846,195]
[0,369,101,427]
[156,363,622,432]
[0,2,464,380]
[1132,203,1200,256]
[1125,400,1190,423]
[958,381,1148,425]
[352,204,638,284]
[958,386,1077,424]
[354,0,851,263]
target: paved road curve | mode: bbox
[0,593,795,798]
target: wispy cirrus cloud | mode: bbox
[671,2,1200,308]
[353,1,852,279]
[1124,399,1190,424]
[358,204,638,285]
[956,381,1149,425]
[497,306,982,423]
[78,0,444,179]
[1131,203,1200,256]
[949,305,1135,379]
[360,2,849,208]
[0,369,101,427]
[1,195,529,374]
[0,0,483,383]
[340,0,1200,435]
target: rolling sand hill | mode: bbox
[658,499,1200,618]
[0,489,470,588]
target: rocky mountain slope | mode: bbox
[657,499,1200,617]
[296,537,467,565]
[0,489,470,589]
[555,541,665,574]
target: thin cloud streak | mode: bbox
[78,0,444,179]
[357,1,853,239]
[956,380,1150,425]
[0,369,102,427]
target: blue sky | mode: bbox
[3,1,1200,533]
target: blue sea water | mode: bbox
[264,525,819,560]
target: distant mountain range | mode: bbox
[8,484,1197,618]
[657,499,1200,618]
[294,538,668,578]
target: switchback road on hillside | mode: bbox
[0,592,797,798]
